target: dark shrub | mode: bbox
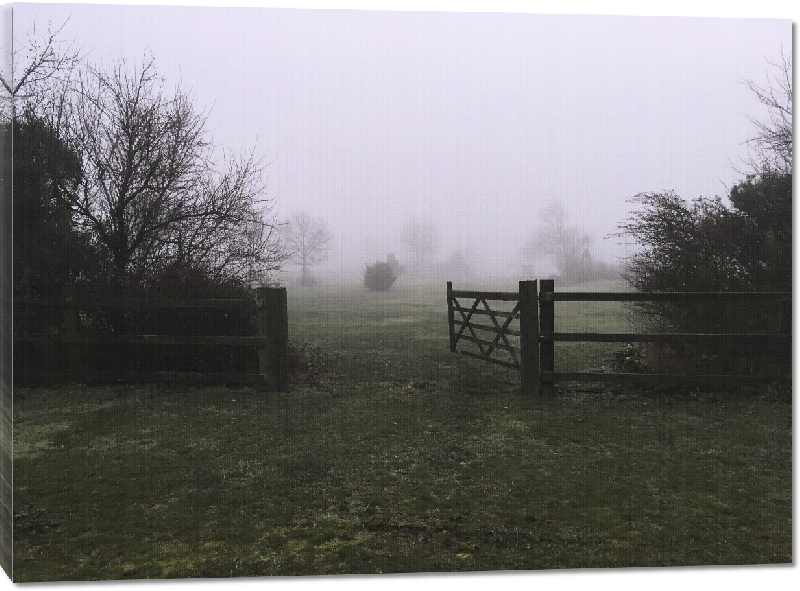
[619,182,791,383]
[364,261,399,291]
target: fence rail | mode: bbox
[15,286,289,390]
[448,280,791,397]
[18,297,255,308]
[453,320,522,337]
[542,291,792,302]
[18,334,266,346]
[540,332,786,343]
[449,289,520,301]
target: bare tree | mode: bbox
[283,211,332,285]
[0,20,80,119]
[402,219,440,269]
[744,52,792,175]
[55,56,283,288]
[158,150,286,286]
[524,200,582,276]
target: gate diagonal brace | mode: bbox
[481,299,520,366]
[452,297,486,356]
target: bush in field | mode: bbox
[618,186,790,380]
[364,260,399,291]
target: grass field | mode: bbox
[12,279,792,581]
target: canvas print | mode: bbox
[0,1,792,583]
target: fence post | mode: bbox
[64,284,79,382]
[539,279,555,398]
[447,281,456,352]
[519,280,539,397]
[256,286,289,391]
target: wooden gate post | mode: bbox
[256,286,289,391]
[519,280,540,397]
[539,279,555,398]
[447,281,456,352]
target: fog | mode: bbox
[13,1,792,284]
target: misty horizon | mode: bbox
[8,3,792,283]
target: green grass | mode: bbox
[12,280,792,581]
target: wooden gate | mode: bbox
[447,281,521,369]
[447,281,541,395]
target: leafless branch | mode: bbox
[742,51,793,175]
[1,19,82,119]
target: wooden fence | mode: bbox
[14,286,289,391]
[447,280,791,397]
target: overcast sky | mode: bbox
[8,1,793,278]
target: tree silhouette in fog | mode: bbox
[283,211,332,286]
